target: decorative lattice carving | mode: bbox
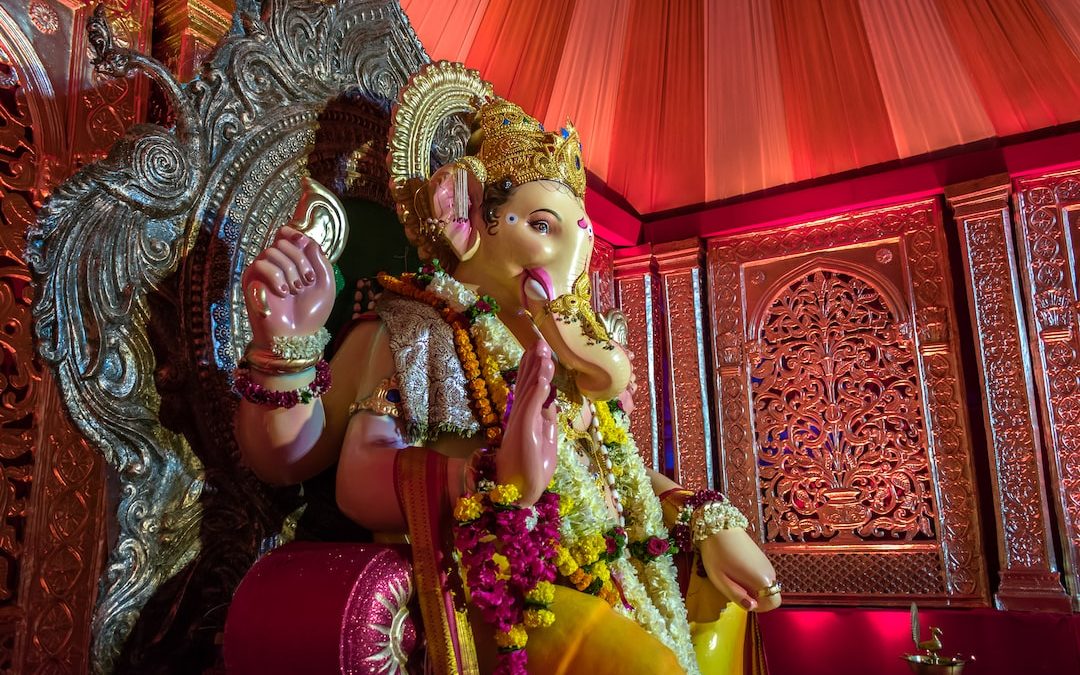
[707,200,987,604]
[1014,170,1080,609]
[769,548,944,599]
[0,29,40,615]
[754,270,934,543]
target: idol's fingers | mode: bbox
[275,237,315,285]
[264,248,303,292]
[250,259,291,296]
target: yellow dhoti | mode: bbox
[473,585,682,674]
[684,558,768,675]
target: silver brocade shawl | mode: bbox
[376,292,481,445]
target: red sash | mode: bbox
[394,447,478,675]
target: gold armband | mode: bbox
[349,376,402,418]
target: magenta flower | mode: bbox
[646,537,670,557]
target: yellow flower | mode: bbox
[554,546,579,575]
[572,534,606,564]
[492,552,510,580]
[489,483,521,506]
[524,608,555,628]
[592,560,611,583]
[453,494,483,522]
[526,581,555,605]
[594,401,628,446]
[558,496,575,517]
[494,624,529,650]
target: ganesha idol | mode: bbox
[233,61,779,675]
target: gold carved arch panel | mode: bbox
[707,199,988,605]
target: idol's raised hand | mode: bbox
[242,225,336,349]
[496,338,559,506]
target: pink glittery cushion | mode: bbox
[224,542,419,675]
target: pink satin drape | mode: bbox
[541,0,631,185]
[704,0,793,200]
[935,0,1080,135]
[401,0,1080,216]
[859,0,995,158]
[771,0,897,182]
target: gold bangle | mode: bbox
[756,582,782,599]
[244,346,321,374]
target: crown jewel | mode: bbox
[464,98,586,198]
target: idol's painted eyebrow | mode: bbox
[530,208,560,220]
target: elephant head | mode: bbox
[409,101,631,402]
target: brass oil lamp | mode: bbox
[902,604,971,675]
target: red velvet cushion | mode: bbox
[225,542,419,674]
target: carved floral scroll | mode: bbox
[613,248,663,472]
[1013,168,1080,611]
[947,176,1069,611]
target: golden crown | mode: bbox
[388,62,587,259]
[459,98,587,198]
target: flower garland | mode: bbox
[452,453,560,675]
[380,264,557,675]
[233,359,332,408]
[377,264,503,447]
[600,403,701,674]
[383,265,700,675]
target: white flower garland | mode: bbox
[424,271,698,674]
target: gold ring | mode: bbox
[756,582,782,599]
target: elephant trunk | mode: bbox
[522,270,631,402]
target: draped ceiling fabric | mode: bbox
[400,0,1080,216]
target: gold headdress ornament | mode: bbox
[458,99,586,198]
[388,61,586,255]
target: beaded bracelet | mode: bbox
[234,359,332,408]
[669,489,749,552]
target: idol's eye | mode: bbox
[531,220,550,234]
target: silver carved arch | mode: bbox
[26,1,468,671]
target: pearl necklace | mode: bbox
[588,401,626,528]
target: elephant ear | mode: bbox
[387,61,494,261]
[426,161,483,261]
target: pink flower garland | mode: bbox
[452,449,560,675]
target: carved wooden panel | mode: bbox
[947,177,1069,611]
[16,378,107,675]
[590,236,615,315]
[753,269,933,543]
[1013,168,1080,611]
[153,0,232,82]
[0,1,153,673]
[70,0,155,167]
[614,249,663,472]
[654,239,713,490]
[706,199,988,605]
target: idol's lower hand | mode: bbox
[699,528,781,612]
[496,339,558,505]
